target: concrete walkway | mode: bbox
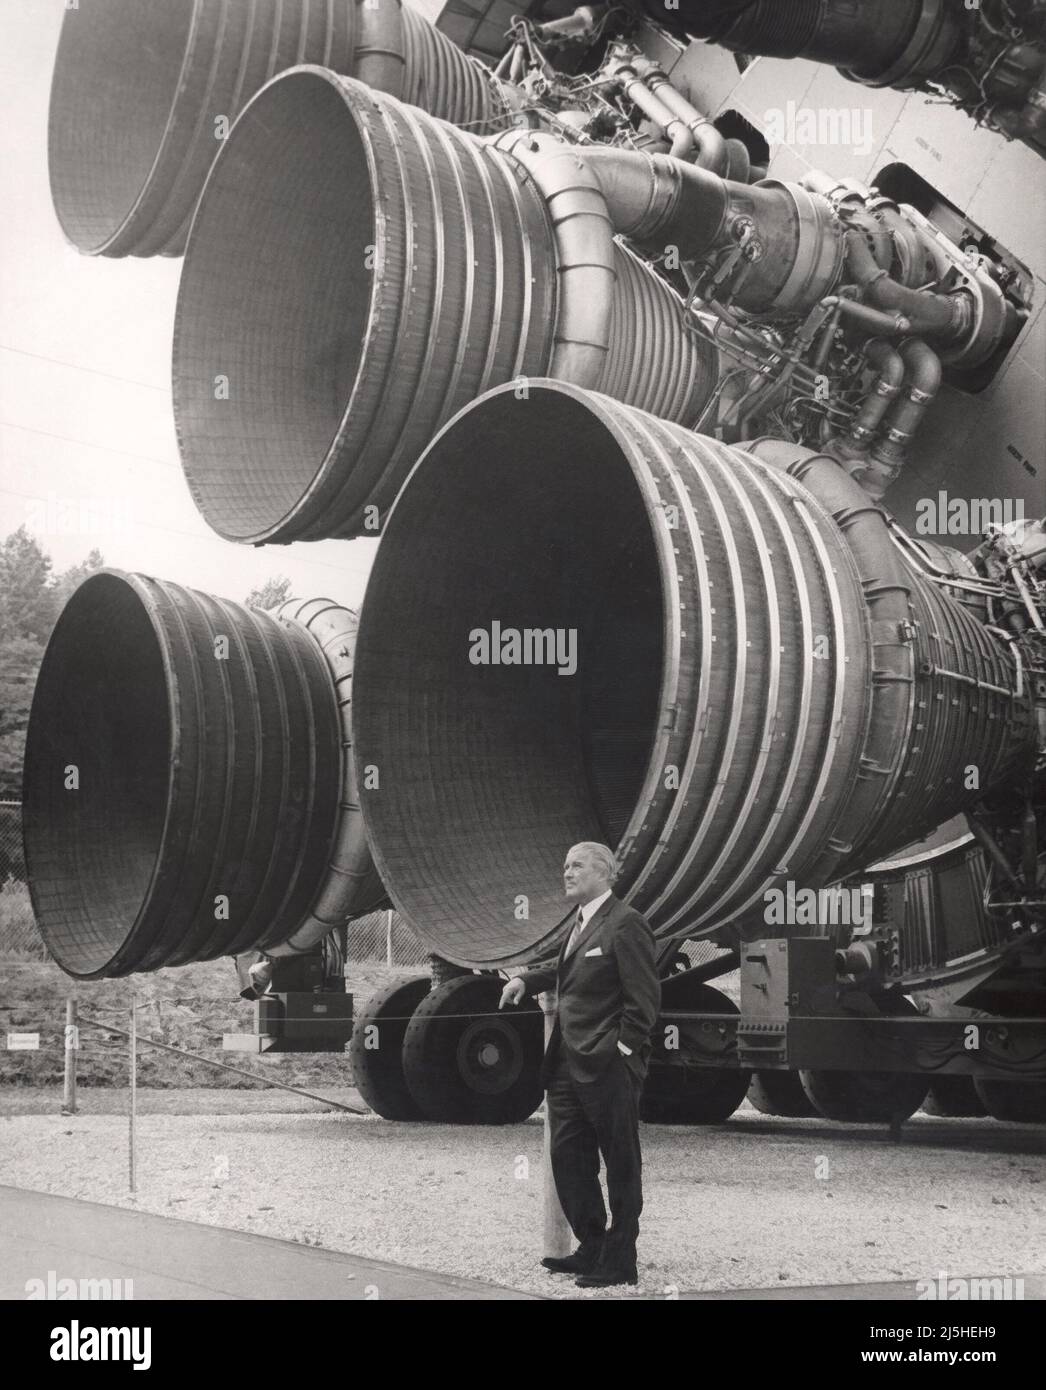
[682,1275,1045,1299]
[5,1186,1040,1302]
[0,1186,540,1300]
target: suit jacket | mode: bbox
[520,893,661,1088]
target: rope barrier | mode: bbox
[6,1005,741,1029]
[76,1013,367,1115]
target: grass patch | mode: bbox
[0,954,424,1090]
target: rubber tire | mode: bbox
[973,1078,1046,1123]
[921,1076,988,1118]
[800,994,929,1124]
[641,978,750,1124]
[349,974,432,1120]
[747,1069,818,1117]
[402,975,543,1124]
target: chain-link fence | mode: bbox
[0,800,428,970]
[349,910,430,969]
[0,801,47,959]
[0,801,25,881]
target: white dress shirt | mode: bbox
[577,887,612,929]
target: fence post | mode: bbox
[385,910,393,966]
[128,993,137,1195]
[539,991,571,1259]
[62,998,78,1115]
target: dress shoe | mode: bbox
[541,1247,601,1275]
[575,1266,639,1288]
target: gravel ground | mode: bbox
[2,1092,1044,1299]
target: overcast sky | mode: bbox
[0,1,459,610]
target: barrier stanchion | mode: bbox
[539,991,571,1259]
[62,998,77,1115]
[128,992,137,1195]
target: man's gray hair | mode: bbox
[569,842,619,883]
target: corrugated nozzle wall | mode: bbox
[349,381,1036,969]
[22,572,382,978]
[173,71,716,544]
[400,2,496,128]
[47,0,505,257]
[604,241,718,424]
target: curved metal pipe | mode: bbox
[722,137,752,183]
[22,572,377,979]
[490,129,617,389]
[578,145,715,249]
[611,62,697,161]
[826,337,905,469]
[354,0,407,97]
[489,131,718,412]
[350,380,1034,968]
[863,338,943,496]
[846,229,968,342]
[534,5,605,41]
[581,146,845,313]
[630,57,730,174]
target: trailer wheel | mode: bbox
[800,994,929,1124]
[641,979,750,1124]
[402,975,543,1124]
[973,1078,1046,1123]
[349,974,432,1120]
[921,1076,988,1118]
[747,1070,817,1117]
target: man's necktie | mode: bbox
[565,908,586,957]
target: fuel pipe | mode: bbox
[604,49,730,173]
[585,147,976,334]
[609,56,698,160]
[580,147,844,314]
[826,338,942,497]
[868,339,943,489]
[845,229,970,342]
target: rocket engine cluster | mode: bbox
[26,1,1044,1047]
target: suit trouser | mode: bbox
[547,1053,644,1270]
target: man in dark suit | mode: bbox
[499,842,661,1288]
